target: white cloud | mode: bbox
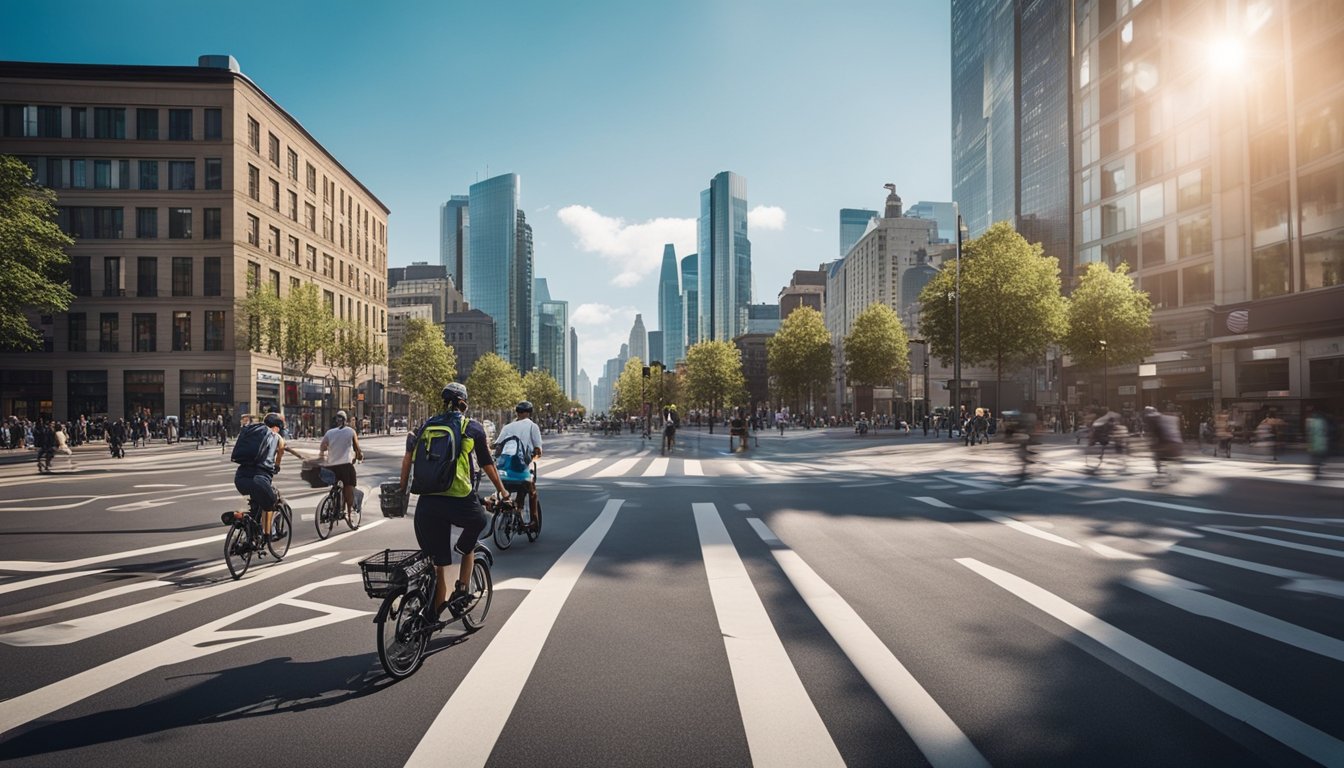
[570,302,640,378]
[557,206,696,288]
[749,205,787,231]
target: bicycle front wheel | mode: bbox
[315,494,337,540]
[460,559,493,633]
[267,502,292,560]
[493,510,515,550]
[377,588,428,679]
[346,491,361,530]
[224,523,253,580]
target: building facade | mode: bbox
[627,313,647,363]
[576,367,592,411]
[536,298,569,393]
[839,208,878,257]
[681,253,699,350]
[439,195,468,291]
[697,171,751,342]
[778,267,827,319]
[0,56,389,427]
[657,244,683,365]
[466,172,532,371]
[443,308,495,383]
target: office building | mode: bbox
[647,331,663,365]
[443,308,495,382]
[386,262,465,323]
[537,297,569,392]
[466,172,532,371]
[741,303,780,335]
[576,367,592,411]
[839,208,878,257]
[627,313,647,363]
[439,195,469,291]
[569,327,579,402]
[778,267,827,319]
[657,244,683,365]
[904,201,958,243]
[697,171,752,341]
[0,56,388,425]
[681,254,699,350]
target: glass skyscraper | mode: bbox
[658,244,683,365]
[697,171,751,342]
[950,0,1018,237]
[439,195,469,291]
[467,173,532,371]
[839,208,878,256]
[537,298,568,391]
[681,254,698,351]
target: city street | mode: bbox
[0,428,1341,767]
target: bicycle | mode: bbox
[35,449,53,474]
[312,467,361,540]
[359,545,494,680]
[221,494,293,580]
[491,489,539,550]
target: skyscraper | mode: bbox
[439,195,469,291]
[536,298,568,391]
[681,254,699,350]
[627,313,647,363]
[697,171,751,341]
[576,367,592,411]
[569,327,578,400]
[466,173,532,371]
[839,208,878,257]
[657,244,683,365]
[647,331,663,365]
[951,0,1016,238]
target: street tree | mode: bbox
[240,282,336,421]
[466,352,523,426]
[521,368,566,421]
[390,317,455,417]
[681,340,746,434]
[329,318,386,412]
[1061,261,1153,382]
[767,306,831,414]
[648,361,679,414]
[0,155,75,351]
[612,357,646,419]
[917,221,1067,410]
[843,303,909,415]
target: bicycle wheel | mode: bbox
[459,559,493,633]
[376,588,428,679]
[315,493,337,540]
[267,502,292,560]
[493,509,515,550]
[526,495,540,542]
[346,491,361,530]
[224,523,253,580]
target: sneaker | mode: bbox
[446,583,473,617]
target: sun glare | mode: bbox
[1206,36,1246,75]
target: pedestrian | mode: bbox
[1306,407,1332,480]
[1214,409,1232,458]
[54,422,75,470]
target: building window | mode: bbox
[287,148,298,181]
[204,158,222,190]
[323,290,335,315]
[247,214,259,246]
[168,160,195,190]
[203,207,221,240]
[1140,226,1165,269]
[71,159,87,189]
[169,208,192,239]
[137,257,157,297]
[71,107,87,138]
[204,257,222,296]
[247,261,261,292]
[94,159,112,189]
[247,116,260,152]
[268,132,280,167]
[1252,242,1292,299]
[269,270,281,298]
[68,312,87,352]
[117,159,129,189]
[322,253,334,277]
[100,312,120,352]
[1182,262,1213,305]
[1299,161,1344,238]
[172,257,193,297]
[70,256,91,297]
[289,276,301,293]
[1177,212,1212,259]
[247,164,259,200]
[268,226,281,254]
[172,311,191,351]
[168,109,192,140]
[205,310,225,351]
[305,202,316,232]
[204,108,222,140]
[136,108,158,140]
[136,207,157,239]
[94,107,125,139]
[306,162,316,193]
[94,207,123,239]
[139,160,158,190]
[288,235,299,265]
[306,244,317,271]
[1103,237,1137,271]
[270,178,280,211]
[133,313,156,352]
[103,257,121,296]
[288,191,298,221]
[1302,228,1344,291]
[1141,270,1179,310]
[1176,167,1210,212]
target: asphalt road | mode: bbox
[0,426,1341,767]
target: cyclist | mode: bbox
[233,412,288,543]
[399,383,509,621]
[320,410,364,520]
[662,404,680,452]
[494,401,543,534]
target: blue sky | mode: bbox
[6,0,952,379]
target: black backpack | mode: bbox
[231,423,272,466]
[409,412,466,495]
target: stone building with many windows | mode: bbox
[0,56,389,428]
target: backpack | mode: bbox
[231,423,272,465]
[495,434,533,482]
[409,412,466,496]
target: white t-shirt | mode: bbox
[495,418,542,459]
[322,425,357,466]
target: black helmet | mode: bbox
[442,382,468,406]
[263,412,285,429]
[516,400,534,414]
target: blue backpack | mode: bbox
[495,435,533,483]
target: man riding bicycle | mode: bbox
[233,412,288,540]
[399,383,509,622]
[494,400,543,534]
[662,404,679,451]
[320,410,364,520]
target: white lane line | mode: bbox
[734,503,752,511]
[1124,569,1344,663]
[0,574,369,737]
[133,483,186,488]
[1196,527,1344,559]
[176,518,387,579]
[912,496,955,509]
[683,459,703,476]
[546,457,601,479]
[493,577,540,592]
[591,457,641,478]
[693,503,843,767]
[1087,541,1147,560]
[1261,526,1344,543]
[406,499,623,768]
[0,569,112,596]
[926,484,957,490]
[744,461,775,476]
[642,457,670,477]
[971,511,1080,548]
[0,534,223,573]
[0,580,172,627]
[1083,497,1344,525]
[1164,544,1344,598]
[750,519,989,768]
[957,557,1344,768]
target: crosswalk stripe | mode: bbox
[642,457,669,477]
[693,503,843,767]
[684,459,703,476]
[406,499,624,768]
[545,457,601,479]
[591,457,641,478]
[716,461,748,476]
[1260,526,1344,543]
[0,569,112,596]
[1196,527,1344,558]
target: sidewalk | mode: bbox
[0,431,409,467]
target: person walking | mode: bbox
[1306,407,1332,480]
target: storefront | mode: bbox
[1,369,53,420]
[67,370,108,421]
[124,370,164,420]
[180,370,233,422]
[256,371,281,415]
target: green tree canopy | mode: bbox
[681,340,746,433]
[240,281,336,380]
[391,317,456,414]
[767,306,831,411]
[918,221,1068,406]
[843,302,910,388]
[612,357,647,417]
[0,155,74,350]
[1062,262,1153,370]
[329,318,386,404]
[466,352,523,425]
[521,368,566,416]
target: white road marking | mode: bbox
[972,510,1080,548]
[1087,541,1147,560]
[751,519,989,768]
[545,457,601,479]
[133,484,186,488]
[715,461,748,475]
[406,500,623,768]
[912,496,955,509]
[734,503,752,511]
[957,557,1344,767]
[683,459,703,476]
[591,457,641,478]
[0,569,111,596]
[1124,569,1344,662]
[1261,526,1344,543]
[1083,497,1344,524]
[642,457,669,477]
[0,574,369,736]
[0,535,223,573]
[493,577,540,591]
[0,579,172,627]
[1196,526,1344,558]
[1165,544,1344,598]
[692,503,843,767]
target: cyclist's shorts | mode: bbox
[413,493,489,566]
[663,424,676,436]
[234,469,278,512]
[326,462,357,487]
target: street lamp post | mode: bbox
[1099,339,1109,412]
[953,204,963,438]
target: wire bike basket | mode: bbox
[358,549,431,599]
